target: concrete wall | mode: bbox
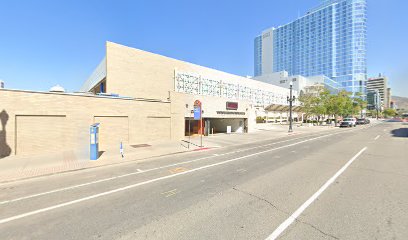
[0,89,180,157]
[106,42,174,101]
[105,41,291,102]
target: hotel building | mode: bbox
[254,0,367,95]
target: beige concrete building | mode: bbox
[0,89,172,157]
[0,41,298,158]
[367,75,390,109]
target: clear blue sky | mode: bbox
[0,0,407,97]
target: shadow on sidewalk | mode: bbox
[0,110,12,159]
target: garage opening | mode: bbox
[185,118,247,136]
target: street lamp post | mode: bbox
[375,90,380,120]
[287,81,296,133]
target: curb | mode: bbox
[0,147,216,184]
[0,125,357,184]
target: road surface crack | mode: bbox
[232,186,339,240]
[298,220,339,240]
[232,186,291,215]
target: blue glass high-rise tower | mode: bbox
[254,0,367,95]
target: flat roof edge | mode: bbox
[0,88,170,103]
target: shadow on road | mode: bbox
[390,128,408,138]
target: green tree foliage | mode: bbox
[298,90,315,120]
[298,85,329,124]
[299,86,368,126]
[322,90,356,126]
[352,92,368,118]
[383,108,397,118]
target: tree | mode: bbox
[299,87,365,126]
[298,90,315,121]
[383,108,397,118]
[353,92,368,118]
[325,90,351,126]
[313,88,330,124]
[298,84,328,124]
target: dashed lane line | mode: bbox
[0,132,348,224]
[0,124,378,206]
[265,147,368,240]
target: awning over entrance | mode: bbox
[264,104,303,112]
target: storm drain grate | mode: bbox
[131,144,151,148]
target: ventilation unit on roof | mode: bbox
[49,85,65,93]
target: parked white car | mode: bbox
[340,118,357,127]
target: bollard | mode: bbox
[120,142,124,158]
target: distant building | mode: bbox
[367,89,381,111]
[390,101,397,110]
[386,88,392,109]
[367,75,390,108]
[252,71,340,94]
[254,0,367,95]
[0,80,4,89]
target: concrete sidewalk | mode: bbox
[0,123,340,183]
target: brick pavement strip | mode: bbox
[0,123,351,183]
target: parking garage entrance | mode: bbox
[185,118,247,136]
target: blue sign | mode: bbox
[194,106,201,120]
[90,123,100,160]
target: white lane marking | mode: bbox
[0,133,341,224]
[374,135,380,140]
[1,123,375,205]
[2,122,379,206]
[265,147,368,240]
[161,189,178,198]
[0,131,346,205]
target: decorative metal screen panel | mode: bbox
[239,86,252,101]
[264,91,273,105]
[175,72,200,94]
[201,78,221,97]
[254,89,262,105]
[223,82,238,100]
[174,70,297,107]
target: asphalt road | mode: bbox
[0,121,407,239]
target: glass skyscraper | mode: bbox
[254,0,367,95]
[254,35,262,77]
